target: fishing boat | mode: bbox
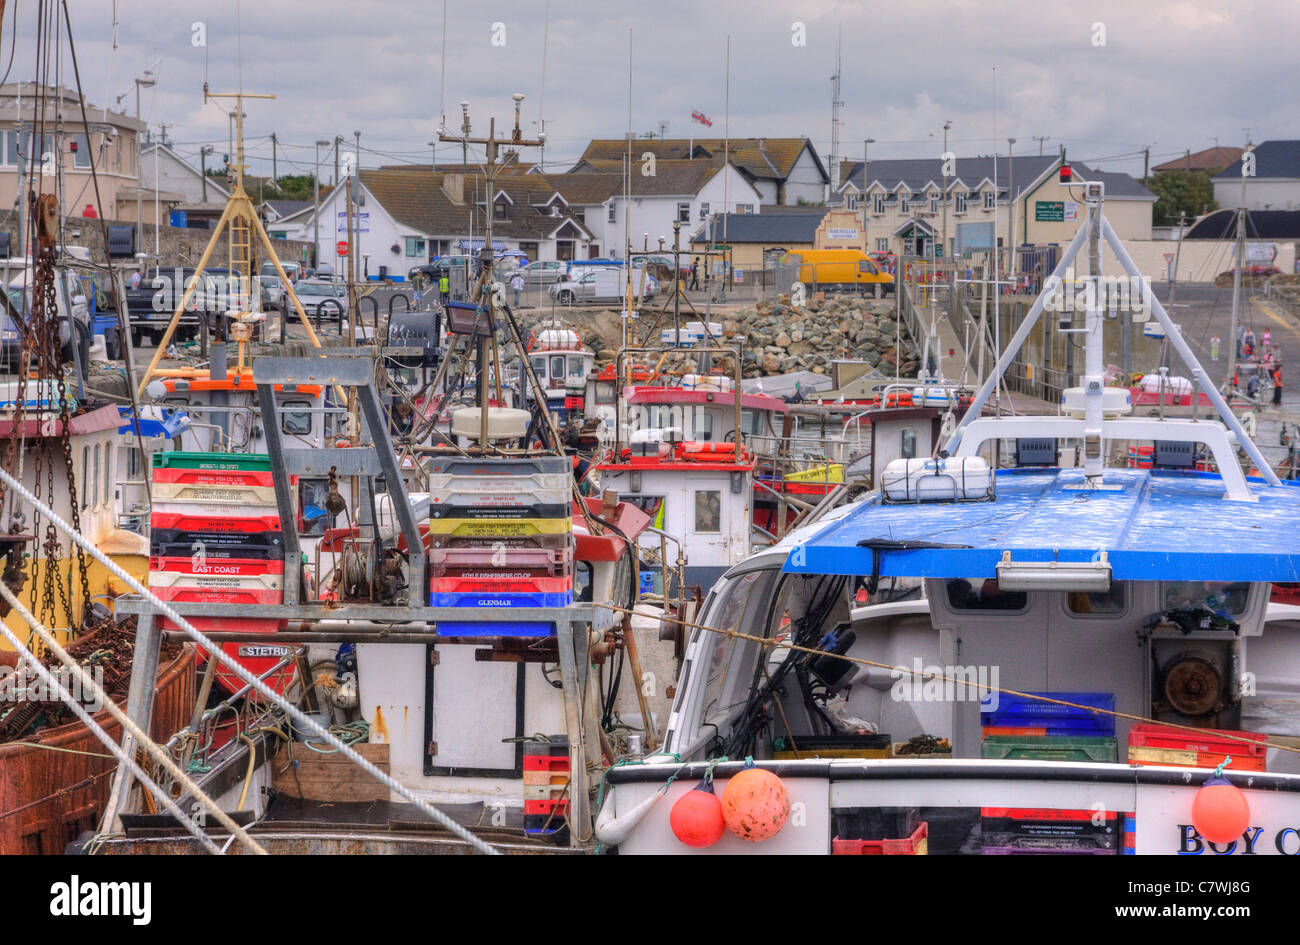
[595,183,1300,855]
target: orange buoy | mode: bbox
[720,762,790,842]
[669,781,726,848]
[1192,776,1251,844]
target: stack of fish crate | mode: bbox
[979,807,1121,854]
[425,456,573,637]
[523,736,570,840]
[980,691,1117,763]
[148,451,292,694]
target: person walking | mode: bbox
[412,271,425,307]
[439,272,450,306]
[689,258,700,291]
[130,268,142,290]
[1263,328,1272,349]
[1274,363,1284,406]
[510,270,524,308]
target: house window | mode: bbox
[846,194,859,211]
[494,199,509,221]
[899,193,910,214]
[983,190,995,210]
[699,202,710,219]
[955,192,967,214]
[572,208,585,223]
[607,202,616,223]
[929,194,939,213]
[404,237,426,257]
[71,133,90,168]
[876,238,889,252]
[518,241,539,260]
[736,204,754,215]
[872,193,885,215]
[676,202,691,223]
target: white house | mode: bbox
[1213,141,1300,211]
[551,159,764,258]
[138,142,229,226]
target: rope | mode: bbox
[596,601,1300,757]
[0,587,230,854]
[0,463,500,855]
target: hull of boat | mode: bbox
[0,643,196,854]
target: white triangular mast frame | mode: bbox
[945,186,1280,501]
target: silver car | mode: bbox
[289,280,348,320]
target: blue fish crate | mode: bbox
[435,620,556,638]
[980,692,1116,737]
[639,570,656,595]
[429,590,574,608]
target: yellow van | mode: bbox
[785,249,894,296]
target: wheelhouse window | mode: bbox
[698,569,780,731]
[946,577,1028,612]
[1163,581,1249,617]
[594,380,616,405]
[900,427,916,459]
[1067,583,1126,616]
[530,356,547,378]
[567,356,586,379]
[625,495,665,529]
[694,490,721,533]
[549,355,565,381]
[281,399,312,436]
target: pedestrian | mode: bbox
[412,271,425,306]
[1274,364,1284,406]
[1245,328,1257,352]
[130,269,141,290]
[689,258,699,291]
[510,270,524,308]
[1263,328,1272,348]
[1237,326,1246,359]
[439,272,450,305]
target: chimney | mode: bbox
[442,172,465,205]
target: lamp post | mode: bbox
[199,145,213,202]
[134,72,155,248]
[862,137,875,251]
[314,139,329,271]
[1007,137,1017,282]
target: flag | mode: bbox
[691,109,713,128]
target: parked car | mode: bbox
[519,259,567,288]
[550,268,629,304]
[3,262,91,372]
[290,279,348,322]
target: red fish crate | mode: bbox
[151,466,279,488]
[429,574,572,595]
[981,726,1048,737]
[428,546,572,574]
[150,510,283,535]
[1127,724,1268,771]
[149,555,285,576]
[523,799,569,816]
[200,636,297,697]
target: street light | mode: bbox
[199,145,214,202]
[314,139,329,271]
[862,137,875,250]
[134,72,155,250]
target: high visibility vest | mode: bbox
[439,276,449,292]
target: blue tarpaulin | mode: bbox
[783,467,1300,582]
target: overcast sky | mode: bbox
[15,1,1297,183]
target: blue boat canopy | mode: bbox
[117,405,189,439]
[783,468,1300,583]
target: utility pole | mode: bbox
[1033,135,1048,156]
[1142,146,1150,179]
[439,93,545,450]
[334,136,341,187]
[1226,144,1253,391]
[314,139,328,271]
[942,120,951,262]
[271,131,278,181]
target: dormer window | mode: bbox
[494,199,509,221]
[929,194,939,213]
[899,192,910,214]
[954,192,967,214]
[872,193,885,215]
[983,190,995,210]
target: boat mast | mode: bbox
[1083,182,1104,480]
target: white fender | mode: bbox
[594,783,667,847]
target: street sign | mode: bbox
[1163,253,1175,263]
[337,241,349,256]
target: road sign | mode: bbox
[337,241,349,256]
[1164,253,1175,263]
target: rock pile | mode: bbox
[512,294,920,379]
